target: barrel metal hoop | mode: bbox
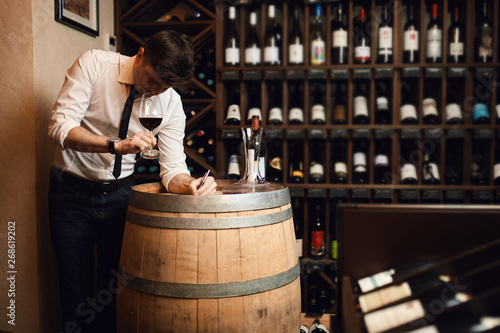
[126,207,293,229]
[118,262,300,299]
[129,184,290,213]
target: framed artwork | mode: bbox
[55,0,99,37]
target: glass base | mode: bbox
[222,180,283,194]
[140,149,161,159]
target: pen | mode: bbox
[198,170,211,189]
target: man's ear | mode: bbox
[135,47,145,63]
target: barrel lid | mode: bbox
[129,181,291,213]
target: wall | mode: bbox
[0,0,115,331]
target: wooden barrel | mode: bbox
[116,181,301,332]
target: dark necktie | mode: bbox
[113,85,136,179]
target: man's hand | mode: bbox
[168,173,217,195]
[114,132,156,155]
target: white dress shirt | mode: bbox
[48,49,190,190]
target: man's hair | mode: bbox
[143,30,194,88]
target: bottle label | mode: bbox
[333,30,348,47]
[355,46,371,61]
[247,149,255,181]
[407,326,439,333]
[423,162,440,181]
[353,152,367,169]
[296,238,303,258]
[311,104,326,122]
[292,170,304,178]
[289,44,304,64]
[478,26,493,57]
[311,231,324,253]
[496,104,500,119]
[226,104,241,121]
[228,154,240,176]
[426,29,442,57]
[244,47,261,64]
[401,104,417,121]
[225,48,240,64]
[404,31,419,51]
[377,96,389,110]
[378,26,393,50]
[354,96,369,116]
[449,42,464,56]
[333,105,346,122]
[422,98,438,116]
[374,154,389,166]
[335,162,347,174]
[247,108,261,121]
[445,103,462,121]
[268,107,283,122]
[359,282,412,313]
[264,46,280,63]
[331,240,338,259]
[401,163,417,180]
[473,103,490,121]
[363,300,425,333]
[494,163,500,179]
[289,107,304,123]
[357,269,395,293]
[310,161,324,176]
[310,40,325,65]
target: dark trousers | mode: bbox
[49,168,134,333]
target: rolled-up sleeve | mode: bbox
[157,91,191,191]
[48,50,97,149]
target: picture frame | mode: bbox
[55,0,99,37]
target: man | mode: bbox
[48,30,216,332]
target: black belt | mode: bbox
[51,167,135,195]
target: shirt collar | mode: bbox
[118,55,136,85]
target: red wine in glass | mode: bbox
[139,94,163,159]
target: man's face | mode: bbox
[133,48,170,96]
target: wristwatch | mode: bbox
[108,137,121,154]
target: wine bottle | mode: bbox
[353,8,371,64]
[291,196,304,258]
[403,0,420,63]
[288,4,304,65]
[352,136,369,184]
[400,81,418,124]
[245,11,261,66]
[445,80,464,125]
[377,4,393,64]
[332,82,347,124]
[309,141,325,183]
[374,136,392,184]
[448,6,465,63]
[471,137,489,185]
[267,139,282,183]
[426,3,442,63]
[310,200,325,258]
[224,83,241,125]
[309,318,329,333]
[288,82,304,124]
[375,80,391,124]
[353,81,370,124]
[267,81,283,125]
[263,4,282,66]
[476,0,493,63]
[422,150,440,185]
[310,4,326,65]
[444,136,463,185]
[331,2,348,64]
[331,133,348,184]
[224,6,240,66]
[473,80,491,125]
[247,115,263,182]
[422,80,440,124]
[227,154,241,180]
[310,83,326,125]
[288,140,304,183]
[400,137,418,185]
[246,82,261,124]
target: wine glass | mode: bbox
[138,94,163,159]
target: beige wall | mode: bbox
[0,0,114,331]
